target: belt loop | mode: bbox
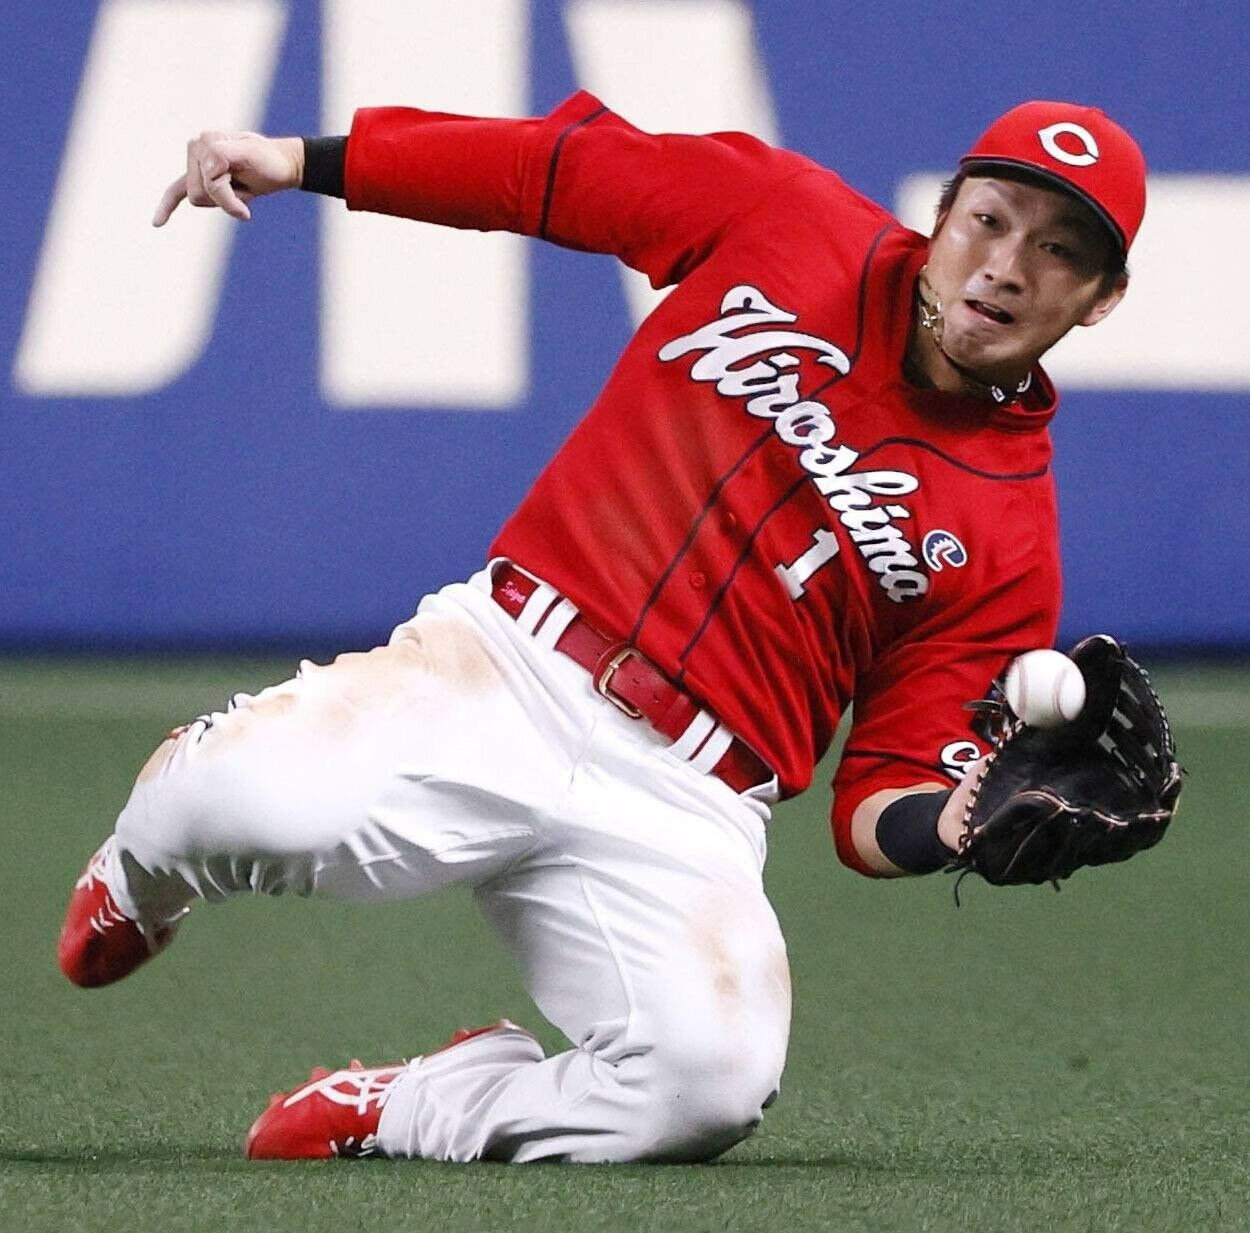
[533,597,578,651]
[669,711,716,761]
[516,583,560,635]
[688,723,735,775]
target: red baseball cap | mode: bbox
[960,100,1147,258]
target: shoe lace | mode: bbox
[76,839,187,948]
[75,843,128,936]
[87,895,132,936]
[283,1066,405,1115]
[75,841,113,892]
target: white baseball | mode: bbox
[1002,649,1086,728]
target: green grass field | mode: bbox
[2,657,1246,1232]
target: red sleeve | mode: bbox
[830,555,1061,878]
[344,90,808,288]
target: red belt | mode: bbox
[490,565,772,795]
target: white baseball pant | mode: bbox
[99,562,791,1162]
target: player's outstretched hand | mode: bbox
[153,132,304,227]
[948,635,1182,889]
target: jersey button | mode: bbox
[690,571,707,591]
[723,511,739,530]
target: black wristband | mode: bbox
[875,790,955,874]
[300,136,347,198]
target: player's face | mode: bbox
[923,176,1127,389]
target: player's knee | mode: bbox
[630,1036,782,1162]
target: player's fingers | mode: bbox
[152,173,188,227]
[188,142,248,220]
[195,140,230,188]
[194,133,252,220]
[185,138,209,206]
[185,132,243,215]
[204,169,251,221]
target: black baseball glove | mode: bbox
[953,635,1182,889]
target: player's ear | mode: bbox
[1079,271,1128,328]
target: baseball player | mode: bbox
[58,94,1161,1164]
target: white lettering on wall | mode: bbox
[14,0,287,397]
[321,0,529,409]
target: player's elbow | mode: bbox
[832,796,903,878]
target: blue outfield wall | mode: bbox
[2,1,1248,652]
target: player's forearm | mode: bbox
[850,782,973,876]
[340,106,557,235]
[298,114,544,232]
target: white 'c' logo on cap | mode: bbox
[1038,121,1100,167]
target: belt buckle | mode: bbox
[594,646,644,719]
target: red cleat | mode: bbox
[245,1022,517,1160]
[57,839,185,989]
[245,1061,407,1159]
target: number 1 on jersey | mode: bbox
[775,529,841,600]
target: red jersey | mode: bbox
[345,91,1062,874]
